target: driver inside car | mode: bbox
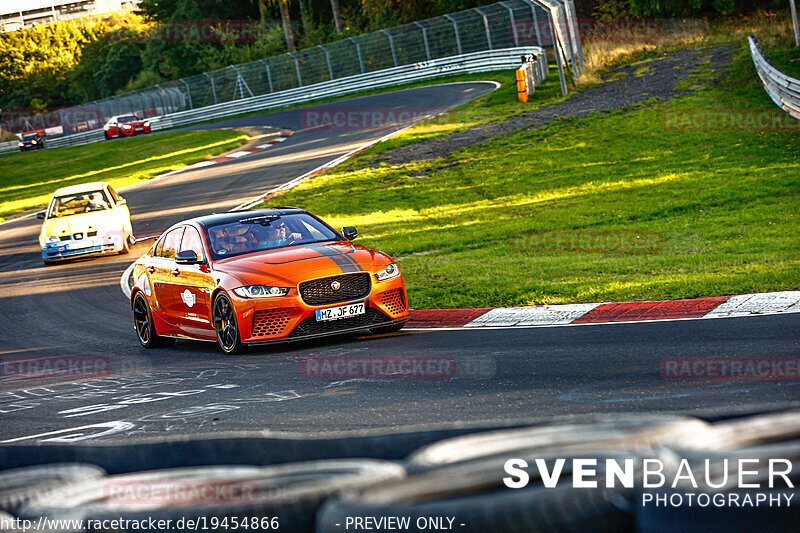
[254,221,302,249]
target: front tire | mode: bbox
[213,293,243,354]
[133,292,174,348]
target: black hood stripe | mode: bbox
[303,243,362,274]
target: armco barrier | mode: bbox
[0,141,19,153]
[3,47,545,153]
[749,36,800,120]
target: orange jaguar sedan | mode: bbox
[130,208,409,353]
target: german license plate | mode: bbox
[315,303,365,322]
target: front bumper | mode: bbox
[235,276,410,344]
[245,316,409,346]
[42,238,120,261]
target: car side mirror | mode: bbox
[36,211,46,220]
[175,250,200,264]
[341,226,358,240]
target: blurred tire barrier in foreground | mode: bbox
[17,460,404,533]
[2,411,800,532]
[405,414,710,473]
[0,464,106,515]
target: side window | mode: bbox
[179,227,205,261]
[159,227,184,259]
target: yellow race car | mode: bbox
[37,181,135,265]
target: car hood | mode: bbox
[42,211,115,237]
[213,241,393,286]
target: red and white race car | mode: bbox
[103,115,151,139]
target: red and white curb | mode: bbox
[406,291,800,329]
[159,130,294,177]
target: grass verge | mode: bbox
[0,130,248,221]
[260,41,800,309]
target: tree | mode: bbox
[330,0,342,33]
[272,0,296,51]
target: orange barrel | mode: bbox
[516,68,528,102]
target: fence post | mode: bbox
[500,2,519,47]
[180,79,193,110]
[348,37,365,73]
[564,0,584,74]
[474,7,493,50]
[204,73,218,105]
[259,59,274,93]
[381,29,398,66]
[526,0,567,95]
[444,14,462,55]
[320,45,335,80]
[413,21,431,60]
[230,65,254,99]
[155,84,170,114]
[290,52,303,86]
[791,0,800,47]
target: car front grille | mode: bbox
[298,272,371,305]
[287,308,389,338]
[379,288,406,316]
[45,246,102,258]
[252,308,299,337]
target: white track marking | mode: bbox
[704,291,800,318]
[464,303,603,327]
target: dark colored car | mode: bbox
[18,133,45,151]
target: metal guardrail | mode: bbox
[0,141,19,152]
[0,47,546,153]
[749,36,800,120]
[2,0,579,138]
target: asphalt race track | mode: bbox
[0,82,798,446]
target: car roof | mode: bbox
[191,208,307,228]
[51,181,110,196]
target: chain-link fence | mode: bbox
[1,0,581,137]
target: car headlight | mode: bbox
[122,124,131,129]
[103,124,111,130]
[375,263,400,282]
[31,140,37,144]
[46,236,60,243]
[233,286,290,298]
[143,121,150,127]
[18,142,23,146]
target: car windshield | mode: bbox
[47,190,111,218]
[22,134,38,140]
[116,115,139,123]
[204,213,340,260]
